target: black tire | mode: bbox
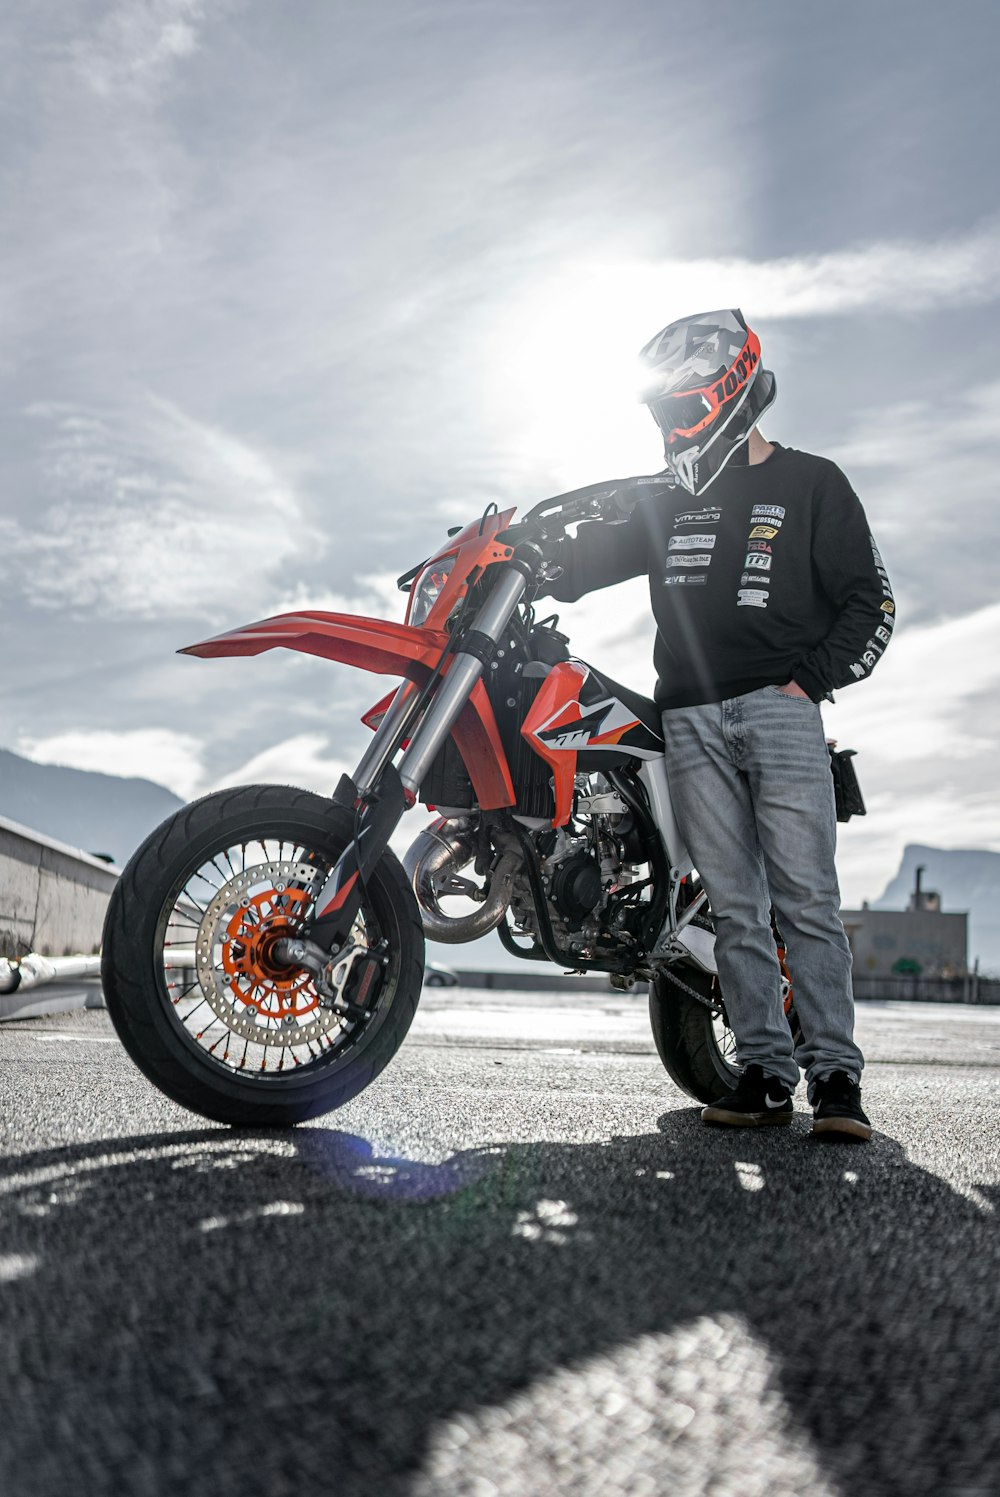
[649,966,802,1105]
[101,784,425,1126]
[649,966,738,1105]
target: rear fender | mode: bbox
[180,612,515,811]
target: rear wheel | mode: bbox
[101,784,424,1125]
[649,966,740,1104]
[649,940,800,1105]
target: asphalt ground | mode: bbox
[1,989,999,1497]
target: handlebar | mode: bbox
[398,472,677,593]
[524,472,674,524]
[499,471,677,552]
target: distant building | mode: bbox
[841,865,968,978]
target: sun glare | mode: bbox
[481,260,742,487]
[483,264,658,485]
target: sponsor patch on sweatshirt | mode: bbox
[752,504,786,519]
[742,552,772,571]
[663,573,707,586]
[673,507,722,526]
[668,533,717,551]
[749,524,780,540]
[665,554,713,568]
[737,588,769,608]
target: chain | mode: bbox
[656,962,723,1014]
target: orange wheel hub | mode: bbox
[220,888,320,1022]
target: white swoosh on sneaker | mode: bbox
[765,1095,787,1108]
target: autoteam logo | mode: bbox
[668,533,717,550]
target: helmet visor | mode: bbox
[662,367,777,496]
[646,389,715,436]
[645,326,762,448]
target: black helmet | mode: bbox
[638,308,776,495]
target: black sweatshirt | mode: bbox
[544,443,895,708]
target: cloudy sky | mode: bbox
[3,0,999,912]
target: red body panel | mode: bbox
[519,661,589,827]
[405,509,516,630]
[519,661,650,828]
[181,611,449,673]
[181,612,515,811]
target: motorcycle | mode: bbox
[102,475,798,1125]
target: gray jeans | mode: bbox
[661,687,862,1091]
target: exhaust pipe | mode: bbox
[403,819,518,944]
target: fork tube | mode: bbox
[353,681,423,795]
[397,567,527,800]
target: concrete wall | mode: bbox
[0,815,119,958]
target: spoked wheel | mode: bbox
[101,785,424,1125]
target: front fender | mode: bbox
[180,611,450,675]
[180,612,515,811]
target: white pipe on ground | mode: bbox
[0,954,102,994]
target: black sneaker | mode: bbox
[701,1064,794,1127]
[810,1070,872,1142]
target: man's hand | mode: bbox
[777,680,810,698]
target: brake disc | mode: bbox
[195,860,353,1048]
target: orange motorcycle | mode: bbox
[102,476,799,1124]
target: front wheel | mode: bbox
[101,784,425,1125]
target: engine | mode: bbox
[549,845,604,928]
[403,772,648,960]
[507,778,643,959]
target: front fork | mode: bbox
[295,559,533,957]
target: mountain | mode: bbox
[0,747,184,867]
[874,844,1000,973]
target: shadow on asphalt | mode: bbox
[0,1115,997,1496]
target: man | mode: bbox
[546,309,893,1142]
